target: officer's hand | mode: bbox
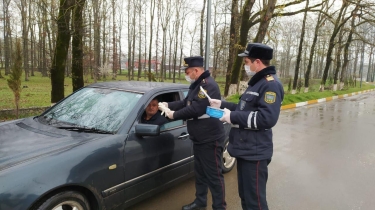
[158,102,170,116]
[209,99,222,108]
[219,108,231,123]
[166,110,175,119]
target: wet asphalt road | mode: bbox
[128,91,375,210]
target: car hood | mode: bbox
[0,117,105,171]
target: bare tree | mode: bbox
[320,1,354,91]
[147,0,156,81]
[224,0,323,96]
[292,0,309,94]
[50,0,73,103]
[71,0,86,92]
[304,0,330,92]
[2,0,12,75]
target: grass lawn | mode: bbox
[0,69,191,110]
[1,68,374,110]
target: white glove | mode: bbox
[166,110,175,119]
[209,99,222,108]
[158,102,170,116]
[219,108,231,123]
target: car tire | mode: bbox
[36,191,90,210]
[222,138,236,173]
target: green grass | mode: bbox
[0,69,192,110]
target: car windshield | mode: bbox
[40,87,143,132]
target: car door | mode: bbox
[123,91,193,203]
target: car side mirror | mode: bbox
[135,124,160,136]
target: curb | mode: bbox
[281,88,375,110]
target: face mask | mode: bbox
[185,75,195,83]
[244,65,256,76]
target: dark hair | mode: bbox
[249,57,270,66]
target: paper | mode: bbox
[200,86,211,100]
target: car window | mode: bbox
[160,120,184,131]
[41,87,142,132]
[183,90,188,97]
[139,92,185,131]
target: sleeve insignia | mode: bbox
[265,75,274,81]
[264,91,276,104]
[198,88,207,99]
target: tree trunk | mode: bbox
[340,12,356,86]
[71,0,85,92]
[51,0,73,103]
[93,0,101,82]
[148,0,156,81]
[253,0,277,43]
[137,3,142,81]
[305,2,325,91]
[3,0,11,75]
[20,0,29,81]
[292,0,309,93]
[320,2,350,91]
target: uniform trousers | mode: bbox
[193,140,226,210]
[237,158,271,210]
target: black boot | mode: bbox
[181,202,206,210]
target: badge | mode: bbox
[266,75,274,81]
[240,100,246,110]
[187,101,191,106]
[198,89,207,99]
[264,92,276,104]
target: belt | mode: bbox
[231,124,263,130]
[187,114,210,120]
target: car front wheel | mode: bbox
[36,191,90,210]
[222,139,236,173]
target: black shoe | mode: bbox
[181,202,206,210]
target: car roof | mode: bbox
[87,81,190,93]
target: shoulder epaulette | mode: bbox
[265,75,274,81]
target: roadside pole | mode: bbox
[204,0,211,71]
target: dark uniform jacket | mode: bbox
[168,71,225,144]
[140,111,169,126]
[221,66,284,160]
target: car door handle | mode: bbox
[178,134,189,139]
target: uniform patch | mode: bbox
[198,89,207,99]
[264,92,276,104]
[265,75,274,81]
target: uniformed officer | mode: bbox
[159,56,227,210]
[210,43,284,210]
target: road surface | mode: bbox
[128,91,375,210]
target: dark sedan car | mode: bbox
[0,81,235,210]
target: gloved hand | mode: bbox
[158,102,170,116]
[209,99,222,108]
[166,110,175,119]
[219,108,231,123]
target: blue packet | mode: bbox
[206,106,224,118]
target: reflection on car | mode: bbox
[0,81,235,210]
